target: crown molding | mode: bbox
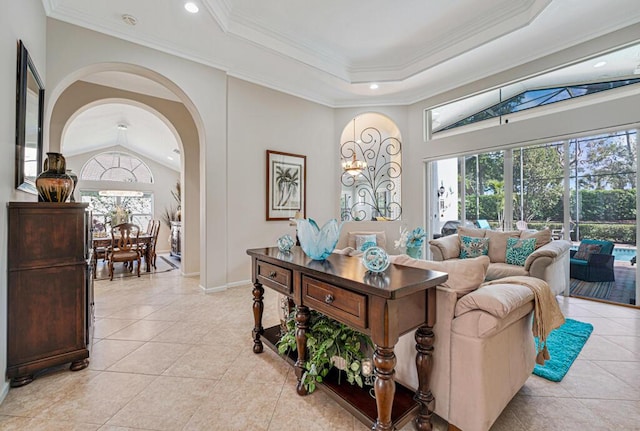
[202,0,232,32]
[41,0,59,15]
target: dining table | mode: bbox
[91,233,153,278]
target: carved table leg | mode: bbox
[294,305,310,396]
[252,281,265,354]
[372,345,396,431]
[10,375,33,388]
[414,324,435,431]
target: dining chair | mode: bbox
[148,220,161,269]
[107,223,142,281]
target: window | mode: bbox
[80,151,154,183]
[436,79,640,133]
[82,191,153,233]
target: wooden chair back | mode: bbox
[111,223,141,252]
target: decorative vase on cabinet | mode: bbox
[35,152,73,203]
[7,202,94,387]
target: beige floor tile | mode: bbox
[105,319,176,341]
[506,395,613,430]
[269,384,356,431]
[604,334,640,354]
[592,360,640,390]
[0,368,101,417]
[36,371,156,425]
[220,347,291,386]
[150,320,218,344]
[105,304,165,319]
[93,318,137,339]
[106,376,217,430]
[579,334,639,361]
[572,316,637,336]
[0,415,101,430]
[578,399,640,430]
[518,374,574,397]
[559,359,640,400]
[162,343,243,379]
[184,381,282,431]
[89,339,145,370]
[107,341,191,375]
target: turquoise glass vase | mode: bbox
[295,218,342,260]
[406,245,422,259]
[362,247,390,273]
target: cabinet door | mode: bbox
[8,265,86,365]
[8,207,85,270]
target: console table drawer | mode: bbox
[257,261,292,295]
[302,276,367,330]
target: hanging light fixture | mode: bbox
[342,118,367,176]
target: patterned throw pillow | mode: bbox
[355,234,377,251]
[573,243,602,260]
[505,237,537,266]
[459,235,489,259]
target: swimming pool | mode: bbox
[570,245,636,262]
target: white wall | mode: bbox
[226,78,336,283]
[0,0,47,401]
[45,19,226,288]
[65,146,180,252]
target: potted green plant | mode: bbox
[277,310,373,393]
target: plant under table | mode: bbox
[247,247,447,431]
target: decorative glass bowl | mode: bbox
[362,247,390,273]
[277,234,295,252]
[295,218,342,260]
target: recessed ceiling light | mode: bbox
[593,61,607,68]
[184,2,199,13]
[369,83,379,90]
[117,124,128,130]
[121,14,137,26]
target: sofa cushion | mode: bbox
[354,234,377,251]
[459,235,489,259]
[455,283,534,318]
[579,238,614,255]
[505,237,536,266]
[347,231,386,250]
[452,301,534,338]
[390,255,490,297]
[520,227,552,249]
[485,230,520,263]
[457,226,486,238]
[485,262,528,280]
[573,242,602,260]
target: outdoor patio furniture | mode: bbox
[570,239,615,282]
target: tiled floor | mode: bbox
[0,261,638,430]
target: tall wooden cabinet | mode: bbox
[7,202,94,387]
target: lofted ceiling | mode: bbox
[44,0,640,107]
[45,0,640,169]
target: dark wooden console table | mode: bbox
[247,247,447,431]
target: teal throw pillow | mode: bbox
[506,237,536,266]
[459,235,489,259]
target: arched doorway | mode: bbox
[47,66,202,280]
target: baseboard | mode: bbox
[228,279,251,288]
[0,380,9,405]
[199,284,227,293]
[181,271,200,277]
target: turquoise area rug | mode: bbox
[533,318,594,382]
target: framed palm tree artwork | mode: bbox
[266,150,306,221]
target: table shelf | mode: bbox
[261,325,419,429]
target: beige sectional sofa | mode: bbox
[428,227,571,296]
[390,255,539,431]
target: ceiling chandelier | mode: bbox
[342,119,367,176]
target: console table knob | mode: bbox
[324,294,334,304]
[269,271,277,278]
